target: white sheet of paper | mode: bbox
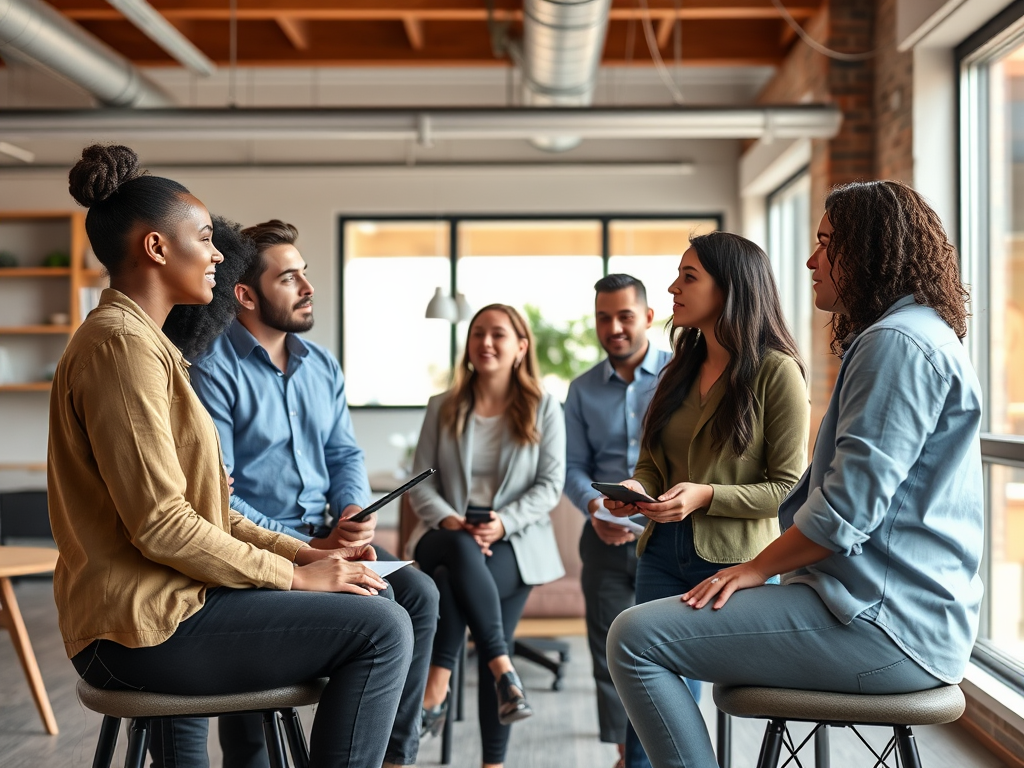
[593,508,647,536]
[365,560,414,578]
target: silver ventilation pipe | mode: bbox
[0,0,172,107]
[520,0,612,152]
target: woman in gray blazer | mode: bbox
[407,304,565,768]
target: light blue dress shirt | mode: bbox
[780,296,984,683]
[191,320,370,542]
[564,342,672,514]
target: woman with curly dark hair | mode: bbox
[607,180,984,768]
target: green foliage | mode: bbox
[523,303,601,383]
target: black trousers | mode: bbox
[580,519,638,745]
[216,545,439,768]
[415,528,532,765]
[72,586,413,768]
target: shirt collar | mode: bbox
[99,288,188,367]
[601,341,661,382]
[226,318,310,362]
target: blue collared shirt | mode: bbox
[564,343,672,514]
[780,296,984,684]
[190,320,370,542]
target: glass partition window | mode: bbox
[607,218,718,352]
[341,216,721,407]
[458,221,603,401]
[343,222,451,406]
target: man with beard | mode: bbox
[563,274,670,768]
[190,219,438,768]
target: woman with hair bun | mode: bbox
[607,182,984,768]
[50,145,413,768]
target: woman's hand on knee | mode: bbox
[290,556,388,595]
[681,562,770,610]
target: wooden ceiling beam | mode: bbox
[655,17,674,49]
[276,16,310,50]
[58,2,819,23]
[403,16,424,51]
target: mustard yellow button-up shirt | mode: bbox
[48,289,304,659]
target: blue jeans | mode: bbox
[608,583,943,768]
[624,519,730,768]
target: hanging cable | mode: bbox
[228,0,238,107]
[637,0,684,104]
[772,0,879,62]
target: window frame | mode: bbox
[337,212,723,409]
[957,0,1024,691]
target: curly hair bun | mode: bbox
[68,144,141,208]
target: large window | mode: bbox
[340,216,719,406]
[960,7,1024,684]
[766,171,813,365]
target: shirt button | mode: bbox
[630,439,637,447]
[630,412,636,418]
[290,411,296,417]
[296,449,302,456]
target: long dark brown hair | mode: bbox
[824,180,969,354]
[440,304,544,445]
[642,232,805,457]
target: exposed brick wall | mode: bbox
[875,0,914,181]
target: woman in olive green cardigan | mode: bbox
[604,232,809,725]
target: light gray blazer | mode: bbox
[406,390,566,586]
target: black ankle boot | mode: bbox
[420,698,449,739]
[495,670,533,725]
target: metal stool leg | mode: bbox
[716,709,731,768]
[262,711,288,768]
[814,724,830,768]
[124,718,149,768]
[755,719,787,768]
[91,715,121,768]
[894,725,923,768]
[281,708,310,768]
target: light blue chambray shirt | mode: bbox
[190,320,371,542]
[564,342,672,514]
[780,296,984,684]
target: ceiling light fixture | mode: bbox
[0,141,35,163]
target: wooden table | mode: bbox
[0,546,59,735]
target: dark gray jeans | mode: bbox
[579,519,638,745]
[72,586,414,768]
[216,546,439,767]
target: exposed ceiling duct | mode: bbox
[0,0,172,107]
[520,0,612,152]
[105,0,216,77]
[0,105,843,142]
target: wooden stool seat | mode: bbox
[0,545,59,735]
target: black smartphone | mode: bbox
[591,482,656,505]
[346,468,436,523]
[465,505,494,525]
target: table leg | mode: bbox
[0,576,58,734]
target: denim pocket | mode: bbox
[857,658,913,694]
